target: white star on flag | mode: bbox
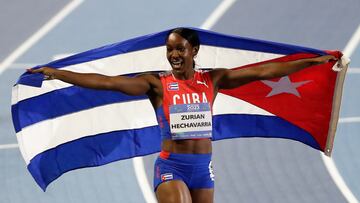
[261,76,312,98]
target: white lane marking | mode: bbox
[133,157,157,203]
[8,63,38,69]
[7,53,74,70]
[321,155,359,203]
[339,117,360,123]
[132,1,236,202]
[0,144,18,150]
[343,24,360,56]
[200,0,236,29]
[321,23,360,203]
[348,68,360,74]
[0,0,84,75]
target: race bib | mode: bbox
[169,103,212,140]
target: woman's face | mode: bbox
[166,33,198,75]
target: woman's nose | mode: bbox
[171,50,180,58]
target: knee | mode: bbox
[157,193,181,203]
[157,193,191,203]
[156,181,192,203]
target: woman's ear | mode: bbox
[193,46,199,57]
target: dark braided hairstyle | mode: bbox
[166,28,200,48]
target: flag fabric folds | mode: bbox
[11,28,348,191]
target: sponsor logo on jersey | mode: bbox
[161,173,173,181]
[196,80,209,88]
[167,82,179,91]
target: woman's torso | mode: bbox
[149,70,214,154]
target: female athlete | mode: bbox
[29,28,336,203]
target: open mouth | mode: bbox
[171,60,182,69]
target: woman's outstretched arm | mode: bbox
[210,55,337,90]
[28,67,156,96]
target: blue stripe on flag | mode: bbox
[212,114,320,150]
[27,125,161,191]
[12,86,147,133]
[16,28,327,87]
[27,113,319,190]
[193,28,326,56]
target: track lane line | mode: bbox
[132,157,157,203]
[321,155,359,203]
[0,144,18,150]
[321,23,360,203]
[0,0,84,75]
[339,117,360,123]
[343,24,360,57]
[348,68,360,74]
[200,0,236,29]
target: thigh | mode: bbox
[156,180,192,203]
[190,188,214,203]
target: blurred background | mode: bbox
[1,0,359,202]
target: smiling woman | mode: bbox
[166,28,200,78]
[27,27,336,203]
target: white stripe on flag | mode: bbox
[12,45,283,105]
[213,93,274,116]
[17,99,157,164]
[197,45,283,69]
[16,92,275,164]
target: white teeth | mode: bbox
[172,61,182,68]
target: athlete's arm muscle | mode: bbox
[29,67,158,96]
[210,55,336,90]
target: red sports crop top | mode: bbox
[155,69,214,140]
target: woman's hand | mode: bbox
[27,67,58,80]
[312,55,337,65]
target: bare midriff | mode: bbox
[161,139,212,154]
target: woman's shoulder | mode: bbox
[134,71,162,82]
[158,70,172,77]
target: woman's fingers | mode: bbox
[325,55,337,61]
[27,67,44,73]
[26,67,56,80]
[43,74,54,80]
[315,55,337,64]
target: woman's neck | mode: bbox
[172,69,195,80]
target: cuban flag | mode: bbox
[11,28,349,191]
[167,82,179,91]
